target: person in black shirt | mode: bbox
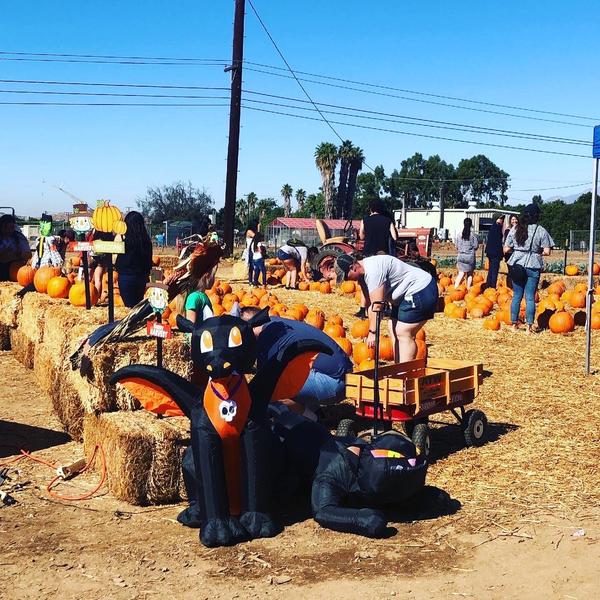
[115,211,153,307]
[485,213,505,289]
[355,199,398,317]
[359,199,398,257]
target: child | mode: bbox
[251,233,267,287]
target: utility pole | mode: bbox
[223,0,246,257]
[438,181,445,231]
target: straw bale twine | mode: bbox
[83,411,190,505]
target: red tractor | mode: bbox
[310,219,437,281]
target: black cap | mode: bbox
[41,213,53,223]
[335,253,357,284]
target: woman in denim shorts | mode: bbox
[336,253,438,362]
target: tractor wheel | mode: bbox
[411,422,431,457]
[336,418,359,438]
[311,247,345,281]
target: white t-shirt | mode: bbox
[279,244,308,262]
[363,255,432,302]
[252,242,266,261]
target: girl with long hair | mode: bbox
[504,204,554,333]
[115,211,153,307]
[251,232,267,287]
[454,217,479,289]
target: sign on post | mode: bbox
[594,125,600,159]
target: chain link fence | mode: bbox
[569,230,600,252]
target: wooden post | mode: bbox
[81,251,91,310]
[156,312,163,368]
[563,238,568,275]
[107,260,115,323]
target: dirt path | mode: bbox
[1,350,599,599]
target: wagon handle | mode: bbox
[371,300,390,438]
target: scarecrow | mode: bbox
[31,213,63,268]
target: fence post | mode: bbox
[563,239,568,275]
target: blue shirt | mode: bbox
[256,318,353,380]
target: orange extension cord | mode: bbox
[0,444,107,501]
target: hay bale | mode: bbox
[83,411,190,505]
[9,329,35,368]
[0,323,11,350]
[50,365,87,441]
[33,344,60,394]
[0,282,21,328]
[19,293,54,344]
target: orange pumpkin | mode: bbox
[305,312,325,330]
[33,266,62,293]
[565,265,579,276]
[17,265,36,287]
[319,281,332,294]
[46,276,71,299]
[592,312,600,329]
[293,304,309,319]
[334,337,353,356]
[438,276,452,289]
[340,280,356,294]
[416,328,426,342]
[113,293,125,307]
[470,307,484,319]
[71,256,81,268]
[594,263,600,276]
[570,292,586,309]
[309,282,321,291]
[548,311,575,334]
[448,288,467,302]
[92,200,123,233]
[416,338,427,360]
[8,260,26,281]
[324,323,345,338]
[298,281,310,291]
[328,314,343,326]
[152,255,161,266]
[483,317,501,330]
[378,336,394,361]
[350,319,370,339]
[168,312,179,329]
[357,358,375,371]
[353,342,375,365]
[212,304,226,316]
[354,289,362,303]
[69,281,99,306]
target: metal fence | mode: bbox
[569,230,600,252]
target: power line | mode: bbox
[242,104,590,159]
[0,77,588,145]
[0,101,229,107]
[0,85,585,146]
[246,0,348,147]
[243,66,592,129]
[240,93,589,146]
[243,60,599,123]
[3,50,595,123]
[0,50,227,63]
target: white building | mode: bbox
[394,200,519,241]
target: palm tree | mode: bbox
[344,146,365,219]
[280,184,293,217]
[336,140,354,218]
[246,192,258,216]
[314,142,338,219]
[295,188,306,212]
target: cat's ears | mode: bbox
[247,306,270,328]
[229,302,241,318]
[176,314,195,333]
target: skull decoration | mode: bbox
[219,399,237,422]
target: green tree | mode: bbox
[344,145,365,219]
[295,188,307,212]
[336,140,354,218]
[456,155,509,207]
[281,183,293,217]
[353,165,387,218]
[137,181,213,223]
[314,142,339,219]
[531,194,543,206]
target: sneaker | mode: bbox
[354,309,367,318]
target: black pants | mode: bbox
[118,273,148,307]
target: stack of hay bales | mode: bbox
[0,282,194,505]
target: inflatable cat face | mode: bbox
[177,309,270,380]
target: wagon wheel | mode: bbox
[411,422,431,457]
[463,409,488,447]
[311,247,345,281]
[336,418,359,438]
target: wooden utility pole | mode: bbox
[223,0,246,257]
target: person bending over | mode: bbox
[240,306,353,420]
[276,242,317,289]
[336,253,437,362]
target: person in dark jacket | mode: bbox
[485,213,505,289]
[115,211,153,307]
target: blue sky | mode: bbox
[1,1,598,217]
